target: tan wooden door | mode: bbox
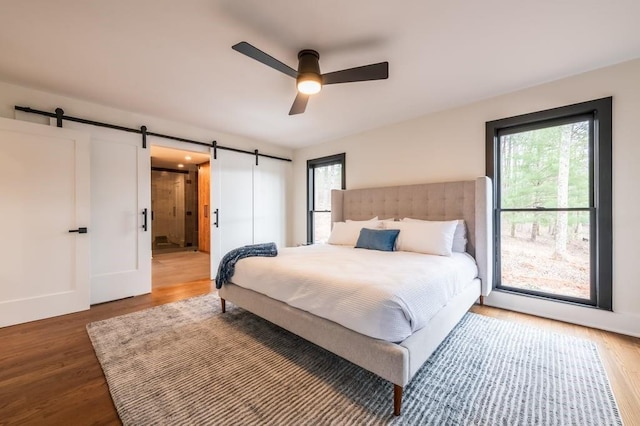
[198,161,210,253]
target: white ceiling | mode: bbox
[150,145,210,170]
[1,1,639,149]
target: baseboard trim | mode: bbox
[485,291,640,338]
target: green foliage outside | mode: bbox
[500,121,590,242]
[313,163,343,242]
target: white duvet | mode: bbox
[230,244,478,342]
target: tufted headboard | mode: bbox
[331,177,493,296]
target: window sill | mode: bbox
[493,287,611,312]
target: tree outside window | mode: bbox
[487,98,612,309]
[307,154,345,244]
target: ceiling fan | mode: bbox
[232,41,389,115]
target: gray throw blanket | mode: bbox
[215,242,278,289]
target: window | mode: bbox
[307,153,346,244]
[486,97,612,309]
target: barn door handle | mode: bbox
[69,227,88,234]
[214,208,219,228]
[142,208,148,231]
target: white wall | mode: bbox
[0,80,292,165]
[0,80,295,247]
[293,58,640,337]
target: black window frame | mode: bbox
[486,97,612,310]
[307,153,346,244]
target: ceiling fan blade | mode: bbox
[322,62,389,85]
[289,92,309,115]
[232,41,298,79]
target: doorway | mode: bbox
[150,145,210,288]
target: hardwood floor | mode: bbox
[152,250,210,288]
[0,280,212,425]
[1,285,638,425]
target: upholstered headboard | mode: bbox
[331,177,493,297]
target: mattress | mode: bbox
[229,244,478,342]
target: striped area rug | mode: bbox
[87,294,622,425]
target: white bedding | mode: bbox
[229,244,479,342]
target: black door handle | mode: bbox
[69,227,88,234]
[142,208,148,231]
[214,208,219,228]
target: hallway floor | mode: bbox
[152,251,210,288]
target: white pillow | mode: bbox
[328,220,382,246]
[385,220,458,256]
[402,218,467,252]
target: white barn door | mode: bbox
[61,122,151,304]
[210,150,289,280]
[210,149,254,278]
[0,118,90,327]
[253,156,289,247]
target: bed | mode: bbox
[218,177,493,415]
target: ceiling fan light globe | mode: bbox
[297,79,321,95]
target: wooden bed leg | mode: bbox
[479,295,485,306]
[393,384,403,416]
[221,298,226,313]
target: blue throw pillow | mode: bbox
[355,228,400,252]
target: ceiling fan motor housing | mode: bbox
[297,49,322,86]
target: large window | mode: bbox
[486,97,612,309]
[307,153,345,244]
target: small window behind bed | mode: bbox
[307,153,346,244]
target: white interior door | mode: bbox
[253,156,289,247]
[60,121,151,304]
[210,149,254,278]
[0,117,90,327]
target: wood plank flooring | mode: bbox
[152,251,210,288]
[0,280,212,425]
[1,285,638,425]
